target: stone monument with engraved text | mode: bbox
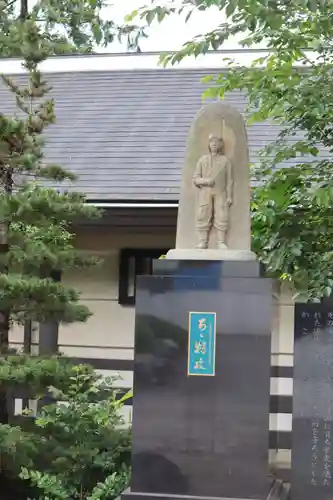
[121,100,277,500]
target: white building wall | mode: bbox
[9,228,175,364]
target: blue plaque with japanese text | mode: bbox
[188,311,216,376]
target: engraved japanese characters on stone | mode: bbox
[193,135,233,249]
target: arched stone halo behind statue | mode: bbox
[166,101,256,261]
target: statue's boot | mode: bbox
[217,230,227,249]
[195,230,208,249]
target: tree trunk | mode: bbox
[0,228,9,352]
[38,270,60,410]
[38,269,61,356]
[0,168,14,423]
[20,0,28,20]
[0,227,9,424]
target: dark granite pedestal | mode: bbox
[123,260,273,500]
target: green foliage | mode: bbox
[0,0,146,57]
[0,0,144,428]
[0,17,103,345]
[0,2,136,496]
[0,363,132,500]
[0,354,76,390]
[129,0,333,299]
[0,50,97,337]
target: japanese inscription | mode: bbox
[309,416,332,489]
[311,417,319,486]
[295,304,333,338]
[293,302,333,498]
[323,417,332,487]
[188,312,216,376]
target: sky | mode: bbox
[103,0,245,52]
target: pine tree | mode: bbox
[0,0,142,492]
[0,0,144,423]
[0,19,100,426]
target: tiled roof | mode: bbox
[0,64,304,201]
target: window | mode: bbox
[118,248,167,305]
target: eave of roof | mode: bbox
[87,201,179,208]
[0,48,316,75]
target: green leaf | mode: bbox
[225,0,236,17]
[117,389,133,405]
[124,10,138,22]
[307,0,318,10]
[201,74,215,83]
[211,37,221,50]
[156,6,168,23]
[146,9,156,25]
[202,87,219,100]
[185,9,193,22]
[91,19,102,44]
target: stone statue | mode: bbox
[166,101,256,261]
[193,135,233,249]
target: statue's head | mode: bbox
[208,135,224,155]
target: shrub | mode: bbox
[0,363,132,500]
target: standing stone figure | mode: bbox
[193,135,233,249]
[166,101,254,260]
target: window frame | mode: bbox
[118,248,167,305]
